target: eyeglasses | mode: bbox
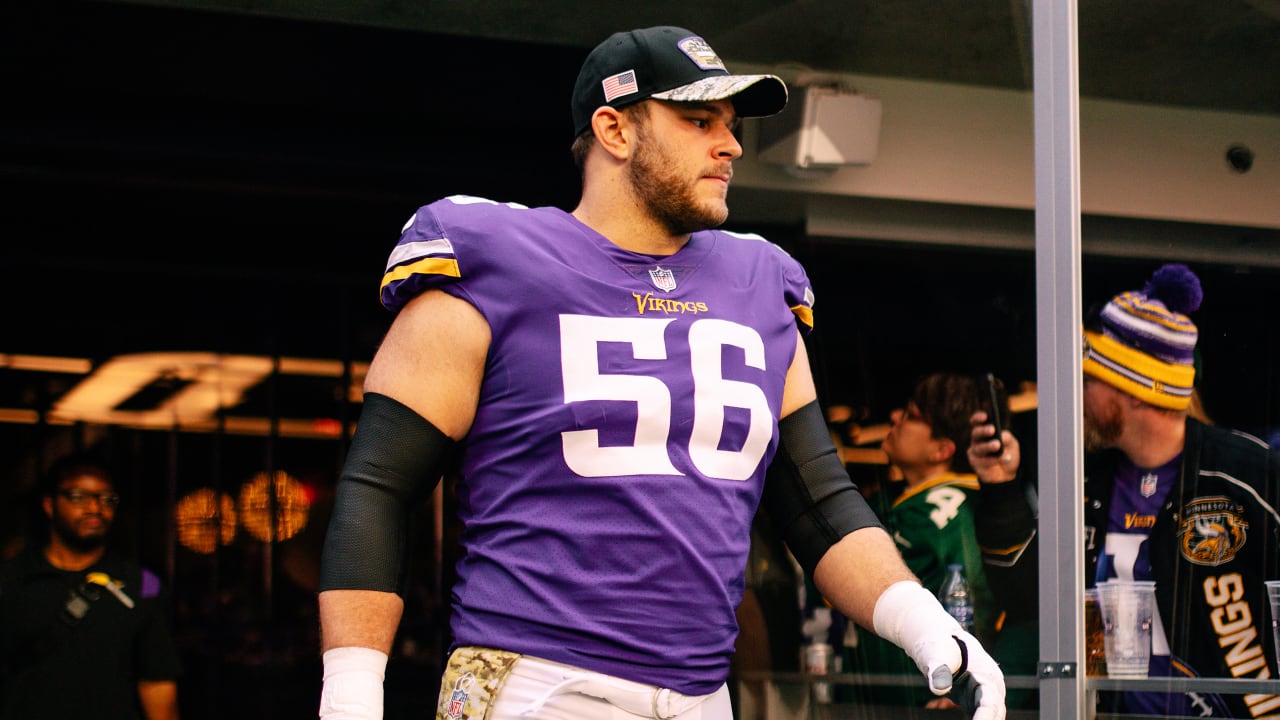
[57,489,121,510]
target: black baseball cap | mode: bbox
[571,26,788,138]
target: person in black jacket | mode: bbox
[967,263,1280,717]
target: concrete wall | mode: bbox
[730,68,1280,264]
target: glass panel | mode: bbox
[1073,2,1280,718]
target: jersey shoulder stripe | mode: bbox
[379,195,534,311]
[791,303,814,332]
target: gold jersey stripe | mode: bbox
[380,257,462,293]
[791,303,814,329]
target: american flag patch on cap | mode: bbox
[602,70,638,102]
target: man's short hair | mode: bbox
[911,372,1008,474]
[42,451,113,497]
[570,102,651,175]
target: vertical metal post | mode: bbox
[166,425,178,587]
[1031,0,1086,718]
[264,356,279,671]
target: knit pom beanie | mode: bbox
[1082,264,1202,410]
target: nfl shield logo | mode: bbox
[446,688,467,719]
[1140,472,1158,498]
[444,672,475,719]
[649,266,677,292]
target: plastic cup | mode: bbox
[1096,580,1156,678]
[1266,581,1280,672]
[1084,588,1108,677]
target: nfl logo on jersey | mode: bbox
[649,266,677,292]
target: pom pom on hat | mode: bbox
[1082,263,1202,410]
[1144,263,1202,315]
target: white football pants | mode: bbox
[485,654,731,720]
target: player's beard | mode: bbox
[629,121,729,235]
[1083,394,1124,452]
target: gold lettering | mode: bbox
[1220,625,1261,666]
[1245,692,1280,717]
[1124,512,1155,529]
[629,294,711,316]
[1204,573,1244,606]
[1231,652,1267,677]
[1212,603,1254,635]
[1204,573,1273,698]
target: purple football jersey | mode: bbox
[381,195,815,694]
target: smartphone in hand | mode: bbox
[983,373,1005,456]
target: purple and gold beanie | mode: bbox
[1082,264,1202,410]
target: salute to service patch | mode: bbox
[436,646,521,720]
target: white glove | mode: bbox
[873,581,1006,720]
[319,647,388,720]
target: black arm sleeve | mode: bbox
[318,392,456,596]
[762,399,884,577]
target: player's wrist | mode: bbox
[872,580,962,659]
[319,647,388,720]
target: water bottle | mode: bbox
[939,563,975,632]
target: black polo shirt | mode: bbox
[0,547,182,720]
